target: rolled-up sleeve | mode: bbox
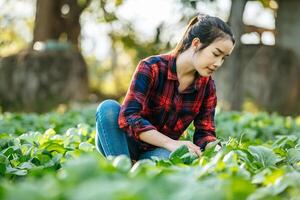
[193,79,218,151]
[118,61,157,141]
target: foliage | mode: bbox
[0,105,96,136]
[1,107,300,199]
[0,11,33,57]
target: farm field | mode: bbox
[1,106,300,200]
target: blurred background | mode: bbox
[0,0,299,115]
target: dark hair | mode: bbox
[172,14,235,56]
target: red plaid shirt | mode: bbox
[118,53,218,152]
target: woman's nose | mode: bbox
[214,59,224,69]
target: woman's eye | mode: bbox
[213,52,219,57]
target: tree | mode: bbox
[33,0,91,49]
[223,0,248,110]
[214,0,300,115]
[0,0,92,112]
[276,0,300,56]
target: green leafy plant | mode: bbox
[1,108,300,200]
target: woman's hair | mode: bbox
[172,14,235,56]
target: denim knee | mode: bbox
[96,99,120,116]
[139,148,171,160]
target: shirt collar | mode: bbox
[166,54,178,80]
[166,53,210,92]
[194,73,210,91]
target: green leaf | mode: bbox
[2,147,14,157]
[112,155,132,172]
[203,140,220,157]
[0,154,7,175]
[180,153,198,165]
[286,148,300,164]
[169,145,189,164]
[248,145,282,168]
[272,135,298,149]
[17,162,35,170]
[78,142,94,152]
[19,132,42,145]
[34,154,51,165]
[6,166,27,176]
[129,159,156,177]
[40,143,66,154]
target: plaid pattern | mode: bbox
[118,54,218,151]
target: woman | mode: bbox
[95,14,235,162]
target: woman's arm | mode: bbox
[140,130,202,157]
[193,78,219,151]
[118,60,158,141]
[139,129,174,149]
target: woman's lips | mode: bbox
[207,67,215,73]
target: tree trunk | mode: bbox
[215,44,300,115]
[214,0,247,110]
[0,0,92,112]
[33,0,91,49]
[228,0,247,41]
[276,0,300,56]
[33,0,57,43]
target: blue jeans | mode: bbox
[95,99,171,161]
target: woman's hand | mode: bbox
[164,140,202,157]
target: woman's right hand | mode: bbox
[164,140,202,157]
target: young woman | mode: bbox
[95,14,235,162]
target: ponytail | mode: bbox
[172,16,199,56]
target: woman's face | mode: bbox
[191,38,234,77]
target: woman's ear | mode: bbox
[191,38,201,50]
